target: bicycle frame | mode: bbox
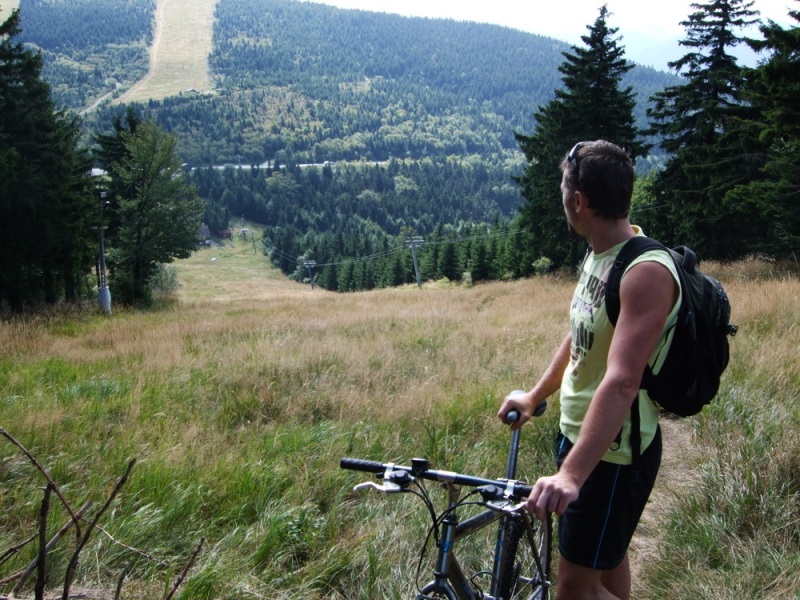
[420,415,540,600]
[424,483,512,599]
[341,401,551,600]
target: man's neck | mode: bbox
[585,220,637,254]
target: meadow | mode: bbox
[0,239,798,599]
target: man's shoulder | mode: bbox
[626,247,679,285]
[605,237,680,326]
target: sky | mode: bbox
[301,0,796,70]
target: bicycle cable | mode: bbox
[412,478,439,595]
[413,488,487,595]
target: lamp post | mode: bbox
[95,191,111,313]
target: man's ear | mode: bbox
[572,190,589,212]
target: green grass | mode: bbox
[0,252,798,598]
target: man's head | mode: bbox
[560,140,634,220]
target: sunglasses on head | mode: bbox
[568,142,586,169]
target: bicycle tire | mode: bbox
[495,513,552,600]
[416,581,458,600]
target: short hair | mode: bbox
[560,140,634,219]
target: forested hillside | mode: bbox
[17,0,153,109]
[190,157,530,291]
[14,0,679,171]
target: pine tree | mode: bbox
[723,4,800,256]
[0,10,95,311]
[646,0,760,258]
[515,5,646,270]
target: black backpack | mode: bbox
[605,236,738,417]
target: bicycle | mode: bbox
[340,399,553,600]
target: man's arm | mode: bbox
[525,260,678,519]
[498,332,571,429]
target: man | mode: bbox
[498,140,680,600]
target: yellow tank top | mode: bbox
[560,229,681,465]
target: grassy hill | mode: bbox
[0,249,798,598]
[173,223,294,304]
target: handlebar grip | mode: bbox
[506,390,547,420]
[340,457,386,473]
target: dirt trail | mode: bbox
[629,418,699,597]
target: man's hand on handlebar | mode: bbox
[498,390,546,430]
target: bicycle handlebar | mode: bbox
[339,457,535,498]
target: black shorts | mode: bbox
[554,426,661,570]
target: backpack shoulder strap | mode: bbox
[604,236,670,469]
[605,236,668,327]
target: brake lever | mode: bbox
[501,501,528,514]
[354,480,405,493]
[353,463,414,494]
[483,498,528,513]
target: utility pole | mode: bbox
[303,260,317,289]
[93,191,111,313]
[405,236,424,288]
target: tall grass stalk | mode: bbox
[1,249,797,598]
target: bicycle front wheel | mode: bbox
[416,581,458,600]
[496,513,553,600]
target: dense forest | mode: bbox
[190,157,530,290]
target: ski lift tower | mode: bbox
[304,260,317,289]
[405,236,424,288]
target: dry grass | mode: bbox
[115,0,218,104]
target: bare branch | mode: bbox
[165,537,205,600]
[113,563,131,600]
[0,428,81,538]
[35,485,52,600]
[0,533,37,569]
[7,502,93,593]
[62,459,136,600]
